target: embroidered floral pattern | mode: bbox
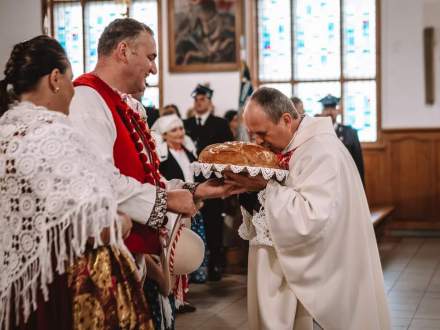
[181,182,199,195]
[148,187,168,228]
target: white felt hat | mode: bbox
[163,213,204,277]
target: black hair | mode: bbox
[224,109,238,123]
[0,35,68,116]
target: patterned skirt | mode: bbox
[189,212,208,284]
[12,246,153,330]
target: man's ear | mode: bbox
[281,112,293,126]
[115,41,130,63]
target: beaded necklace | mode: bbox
[116,100,166,189]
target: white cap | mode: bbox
[151,114,184,135]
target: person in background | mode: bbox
[0,35,151,330]
[224,109,239,140]
[186,107,195,118]
[291,96,305,115]
[152,114,209,314]
[162,103,182,118]
[146,105,160,128]
[184,84,234,281]
[319,94,365,185]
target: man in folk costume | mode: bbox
[226,87,390,330]
[69,18,238,329]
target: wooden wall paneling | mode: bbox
[389,135,434,221]
[364,147,392,207]
[364,130,440,230]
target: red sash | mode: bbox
[74,73,163,254]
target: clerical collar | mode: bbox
[195,111,211,126]
[282,114,307,153]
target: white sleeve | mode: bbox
[264,150,337,251]
[69,86,163,226]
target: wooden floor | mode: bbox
[176,237,440,330]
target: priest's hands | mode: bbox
[167,189,197,217]
[194,179,247,200]
[223,172,269,192]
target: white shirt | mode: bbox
[169,148,194,183]
[194,111,211,126]
[69,86,157,225]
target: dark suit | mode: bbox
[184,114,234,155]
[145,106,160,129]
[184,114,233,270]
[159,147,196,182]
[335,124,365,185]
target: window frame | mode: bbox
[248,0,382,147]
[42,0,163,108]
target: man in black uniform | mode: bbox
[184,84,233,280]
[319,94,365,185]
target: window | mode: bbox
[45,0,161,108]
[256,0,378,142]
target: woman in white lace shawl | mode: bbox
[0,36,153,329]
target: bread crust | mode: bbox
[199,141,281,169]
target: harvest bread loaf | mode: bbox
[199,141,281,169]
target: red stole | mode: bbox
[74,73,163,255]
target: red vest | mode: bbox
[74,73,162,254]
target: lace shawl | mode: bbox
[0,102,125,328]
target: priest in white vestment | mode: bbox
[226,87,391,330]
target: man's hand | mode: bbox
[167,189,197,217]
[194,178,247,200]
[223,172,268,192]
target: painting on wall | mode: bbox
[168,0,241,73]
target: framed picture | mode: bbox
[168,0,241,73]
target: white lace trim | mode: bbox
[238,190,274,247]
[0,102,125,329]
[191,162,289,182]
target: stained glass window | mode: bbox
[48,0,161,108]
[295,82,340,116]
[53,3,83,78]
[256,0,378,142]
[343,0,376,78]
[84,1,126,72]
[294,0,340,80]
[257,0,292,81]
[130,0,160,107]
[344,80,376,142]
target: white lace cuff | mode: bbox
[238,206,256,241]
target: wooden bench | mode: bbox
[370,206,395,239]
